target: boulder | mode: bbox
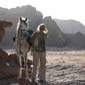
[0,21,12,42]
[0,49,8,66]
[0,49,32,79]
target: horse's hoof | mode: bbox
[25,77,29,80]
[17,76,22,80]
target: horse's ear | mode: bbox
[20,17,22,21]
[25,17,27,21]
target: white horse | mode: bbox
[14,17,33,80]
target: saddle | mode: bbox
[13,29,33,46]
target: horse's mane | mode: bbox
[16,19,21,30]
[16,17,28,30]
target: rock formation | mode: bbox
[0,52,32,79]
[0,21,12,42]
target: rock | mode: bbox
[0,48,8,66]
[0,49,33,79]
[0,21,12,42]
[8,54,19,67]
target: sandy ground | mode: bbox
[1,49,85,85]
[46,51,85,85]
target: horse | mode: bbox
[14,17,33,80]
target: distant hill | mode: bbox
[0,5,65,48]
[0,5,85,49]
[0,5,43,30]
[54,19,85,34]
[0,5,43,48]
[43,16,66,47]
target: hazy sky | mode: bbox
[0,0,85,25]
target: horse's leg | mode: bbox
[24,54,29,80]
[23,55,26,68]
[18,55,23,79]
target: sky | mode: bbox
[0,0,85,25]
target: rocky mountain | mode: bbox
[54,19,85,49]
[0,5,43,48]
[0,5,85,49]
[43,16,66,47]
[54,19,85,35]
[0,5,66,48]
[0,5,43,29]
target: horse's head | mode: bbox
[19,17,29,31]
[15,17,33,47]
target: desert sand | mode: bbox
[0,48,85,85]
